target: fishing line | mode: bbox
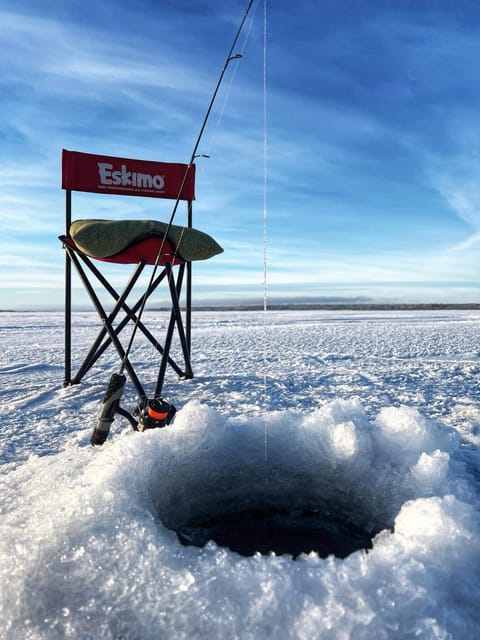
[200,2,260,166]
[262,0,269,553]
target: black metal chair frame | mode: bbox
[61,177,194,402]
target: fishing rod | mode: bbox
[91,0,256,445]
[119,0,255,372]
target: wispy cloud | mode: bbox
[425,127,480,253]
[2,1,480,307]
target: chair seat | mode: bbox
[62,235,185,265]
[69,219,223,262]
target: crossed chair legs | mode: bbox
[63,242,193,401]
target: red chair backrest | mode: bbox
[62,149,195,201]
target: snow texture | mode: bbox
[0,309,479,639]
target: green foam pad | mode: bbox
[70,219,223,262]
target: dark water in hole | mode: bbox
[177,508,383,558]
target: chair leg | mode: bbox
[67,249,147,399]
[186,259,192,355]
[63,190,72,386]
[64,250,72,386]
[154,262,193,398]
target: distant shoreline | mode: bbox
[190,303,480,312]
[1,303,480,313]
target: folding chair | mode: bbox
[60,149,223,439]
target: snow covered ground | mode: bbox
[0,308,479,639]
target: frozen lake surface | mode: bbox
[0,309,479,638]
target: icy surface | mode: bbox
[0,309,479,639]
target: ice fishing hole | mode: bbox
[154,463,392,558]
[175,507,385,558]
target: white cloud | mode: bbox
[435,170,480,229]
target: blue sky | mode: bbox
[2,0,480,308]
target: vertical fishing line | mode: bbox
[262,0,269,552]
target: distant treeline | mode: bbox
[189,303,480,312]
[2,303,480,313]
